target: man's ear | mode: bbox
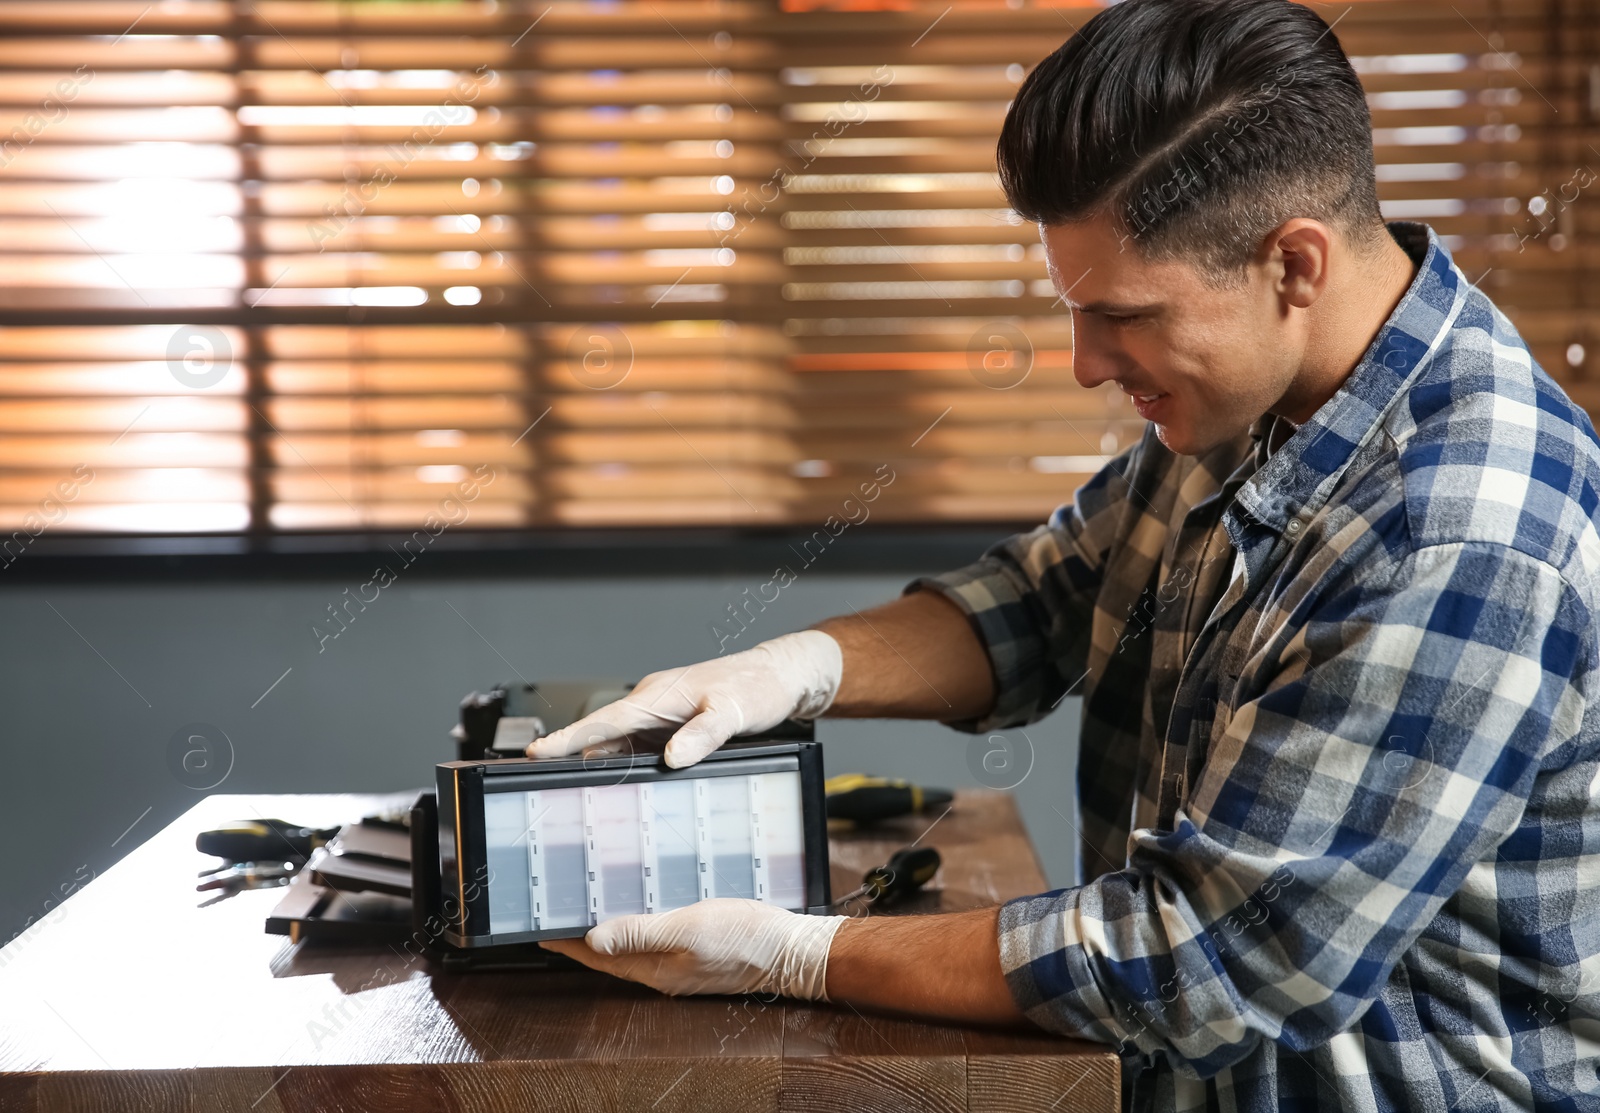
[1262,218,1333,310]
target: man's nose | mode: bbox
[1071,330,1121,390]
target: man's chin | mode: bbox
[1152,422,1196,456]
[1153,417,1246,458]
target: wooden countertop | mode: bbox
[0,789,1118,1112]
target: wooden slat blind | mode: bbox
[0,0,1592,535]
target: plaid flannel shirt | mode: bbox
[910,224,1600,1112]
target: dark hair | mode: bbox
[997,0,1385,279]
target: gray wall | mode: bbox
[0,566,1083,942]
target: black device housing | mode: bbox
[453,679,633,762]
[433,736,830,950]
[405,791,562,968]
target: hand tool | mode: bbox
[825,773,953,826]
[195,819,338,863]
[832,845,942,909]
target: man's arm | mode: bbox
[812,589,996,722]
[524,589,998,766]
[528,440,1140,766]
[543,899,1031,1027]
[824,906,1027,1025]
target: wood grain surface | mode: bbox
[0,790,1117,1112]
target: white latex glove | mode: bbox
[540,898,847,999]
[525,630,843,769]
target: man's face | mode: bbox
[1041,214,1308,456]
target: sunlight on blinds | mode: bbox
[0,0,1591,535]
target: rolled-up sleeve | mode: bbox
[993,541,1591,1077]
[905,445,1140,733]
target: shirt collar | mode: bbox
[1226,222,1463,547]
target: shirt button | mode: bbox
[1286,520,1302,534]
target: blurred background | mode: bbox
[1,0,1596,943]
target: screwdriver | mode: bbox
[826,773,953,827]
[195,819,338,864]
[832,846,942,909]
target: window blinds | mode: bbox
[0,0,1590,536]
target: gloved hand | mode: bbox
[539,899,848,999]
[525,630,843,769]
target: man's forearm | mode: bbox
[813,590,996,721]
[824,906,1030,1026]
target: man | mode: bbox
[533,0,1600,1109]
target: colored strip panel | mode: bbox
[531,786,588,931]
[589,782,646,920]
[754,770,807,910]
[484,789,530,935]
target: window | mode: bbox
[0,0,1589,536]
